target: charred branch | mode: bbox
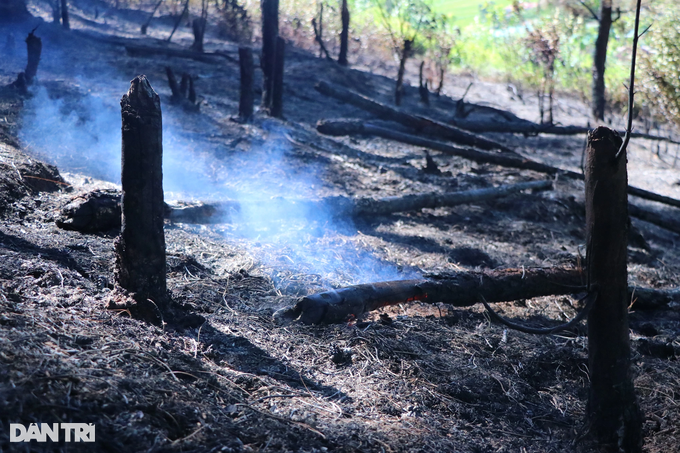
[311,17,333,61]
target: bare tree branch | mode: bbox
[616,0,645,160]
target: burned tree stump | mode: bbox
[115,76,168,316]
[238,46,254,121]
[270,36,285,118]
[584,126,642,451]
[24,28,41,84]
[260,0,279,112]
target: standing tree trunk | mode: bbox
[585,126,642,452]
[418,60,429,106]
[395,39,413,106]
[270,36,285,118]
[191,17,206,52]
[60,0,70,29]
[24,28,41,84]
[260,0,279,112]
[238,46,254,121]
[338,0,349,66]
[115,76,168,317]
[51,0,60,23]
[592,0,612,121]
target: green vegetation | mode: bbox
[431,0,514,25]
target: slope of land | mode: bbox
[0,2,679,452]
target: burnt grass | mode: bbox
[1,4,680,453]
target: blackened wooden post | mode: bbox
[115,76,168,314]
[338,0,349,66]
[584,126,642,452]
[238,46,254,121]
[24,28,41,84]
[270,36,285,118]
[260,0,279,111]
[60,0,70,30]
[165,66,180,102]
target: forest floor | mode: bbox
[0,2,679,452]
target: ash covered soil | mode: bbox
[1,2,680,452]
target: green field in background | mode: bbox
[432,0,515,25]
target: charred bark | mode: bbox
[270,36,285,118]
[274,268,586,324]
[115,76,168,316]
[338,0,349,66]
[315,82,516,153]
[395,39,412,106]
[260,0,279,112]
[24,28,41,84]
[60,0,69,30]
[592,0,612,121]
[584,126,642,451]
[238,46,254,122]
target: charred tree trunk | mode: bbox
[238,46,254,122]
[419,61,429,106]
[51,0,60,23]
[317,2,323,58]
[592,0,612,121]
[180,72,189,98]
[436,66,444,96]
[584,126,642,451]
[187,75,196,104]
[60,0,69,29]
[165,66,181,101]
[311,17,333,60]
[24,28,41,85]
[191,17,207,53]
[115,76,168,317]
[274,268,586,324]
[338,0,349,66]
[260,0,279,112]
[270,36,285,118]
[395,39,412,106]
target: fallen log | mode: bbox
[124,43,237,64]
[317,119,680,211]
[273,268,680,325]
[56,180,551,231]
[449,119,680,146]
[314,81,516,154]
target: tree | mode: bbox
[589,0,615,120]
[338,0,350,65]
[260,0,279,111]
[370,0,437,105]
[0,0,30,22]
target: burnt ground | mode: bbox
[1,2,680,452]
